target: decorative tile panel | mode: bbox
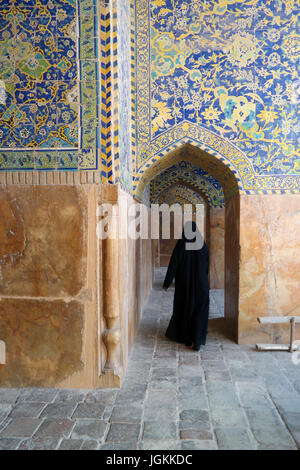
[150,160,225,208]
[135,0,300,194]
[117,0,132,191]
[0,0,100,170]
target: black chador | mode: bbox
[163,221,209,351]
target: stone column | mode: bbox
[101,201,122,376]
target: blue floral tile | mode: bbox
[79,1,95,16]
[34,33,58,61]
[0,121,12,147]
[14,0,36,7]
[143,0,300,183]
[56,58,77,80]
[35,150,57,169]
[56,80,77,102]
[0,59,14,81]
[56,0,76,18]
[12,151,35,169]
[57,149,78,168]
[56,102,78,125]
[15,81,36,104]
[80,14,95,38]
[80,38,95,59]
[0,1,99,170]
[36,0,57,17]
[80,60,97,82]
[57,37,76,60]
[57,14,76,38]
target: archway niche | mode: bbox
[151,181,209,268]
[135,143,240,342]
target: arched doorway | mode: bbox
[134,143,240,342]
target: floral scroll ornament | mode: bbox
[137,0,300,191]
[225,32,261,68]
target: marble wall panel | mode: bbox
[239,194,300,343]
[0,298,84,387]
[0,186,86,297]
[209,207,225,289]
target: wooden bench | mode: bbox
[256,316,300,352]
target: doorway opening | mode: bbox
[135,143,240,342]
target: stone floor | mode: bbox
[0,269,299,450]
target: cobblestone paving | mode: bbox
[0,270,299,450]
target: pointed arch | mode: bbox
[134,142,240,202]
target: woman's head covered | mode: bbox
[182,220,204,250]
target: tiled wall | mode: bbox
[0,0,100,171]
[135,0,300,194]
[1,0,299,197]
[117,0,133,191]
[0,0,136,194]
[150,160,225,208]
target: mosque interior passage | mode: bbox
[139,143,240,342]
[1,141,298,391]
[0,0,300,399]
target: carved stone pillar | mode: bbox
[101,202,122,375]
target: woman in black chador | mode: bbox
[163,220,209,351]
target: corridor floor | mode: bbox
[0,270,299,450]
